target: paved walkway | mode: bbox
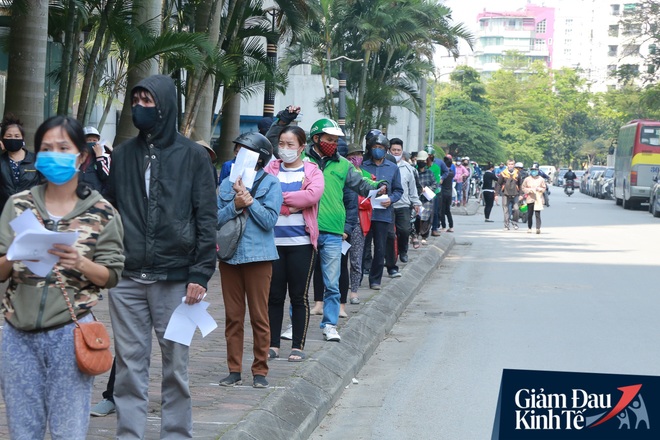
[0,199,478,439]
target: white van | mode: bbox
[540,165,556,182]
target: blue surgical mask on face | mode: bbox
[35,151,80,185]
[530,170,539,177]
[371,148,386,160]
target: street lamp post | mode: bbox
[329,55,363,134]
[427,70,462,147]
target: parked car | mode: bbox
[581,165,606,194]
[588,170,604,196]
[649,170,660,217]
[595,167,614,199]
[554,168,569,186]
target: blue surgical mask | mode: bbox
[35,151,80,185]
[530,170,539,177]
[372,148,386,160]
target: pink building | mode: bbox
[474,4,555,75]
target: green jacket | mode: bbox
[306,145,380,235]
[0,185,125,331]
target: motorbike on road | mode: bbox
[564,179,575,197]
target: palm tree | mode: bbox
[5,0,49,146]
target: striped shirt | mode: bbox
[274,164,310,246]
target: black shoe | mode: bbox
[485,219,494,222]
[219,372,242,387]
[399,254,409,263]
[253,375,269,388]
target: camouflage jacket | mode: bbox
[0,185,124,331]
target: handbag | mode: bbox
[56,269,113,376]
[216,173,267,261]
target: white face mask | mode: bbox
[279,148,299,164]
[393,154,403,162]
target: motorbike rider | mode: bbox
[563,168,577,195]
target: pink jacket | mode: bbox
[265,158,324,248]
[454,164,470,183]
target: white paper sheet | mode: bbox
[373,195,389,209]
[229,148,260,188]
[422,186,436,200]
[164,297,218,346]
[341,240,351,255]
[7,210,79,277]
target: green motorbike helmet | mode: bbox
[309,118,345,139]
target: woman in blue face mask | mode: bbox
[521,164,547,234]
[0,115,125,439]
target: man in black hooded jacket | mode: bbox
[105,75,217,439]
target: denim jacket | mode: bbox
[217,169,283,265]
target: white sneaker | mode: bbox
[280,324,293,340]
[323,324,341,342]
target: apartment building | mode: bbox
[452,1,651,92]
[472,4,555,76]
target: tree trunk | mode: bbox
[5,0,48,149]
[186,0,222,142]
[217,90,240,162]
[114,0,162,145]
[78,0,114,123]
[57,0,78,115]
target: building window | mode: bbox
[607,64,617,75]
[565,39,572,46]
[609,25,619,37]
[623,3,636,14]
[481,19,489,28]
[622,45,640,56]
[565,18,573,26]
[564,48,572,56]
[607,84,617,91]
[536,19,546,33]
[611,4,620,15]
[622,24,642,36]
[608,45,618,56]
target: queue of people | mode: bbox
[0,83,465,439]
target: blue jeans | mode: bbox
[317,232,343,328]
[432,195,441,230]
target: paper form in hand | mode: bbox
[422,186,436,200]
[7,210,79,277]
[372,195,389,209]
[164,296,218,346]
[341,240,351,255]
[229,148,260,189]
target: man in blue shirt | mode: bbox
[362,134,403,289]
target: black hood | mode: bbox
[131,75,178,148]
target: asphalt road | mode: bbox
[310,188,660,439]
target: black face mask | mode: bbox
[3,138,23,153]
[132,105,158,132]
[417,161,427,169]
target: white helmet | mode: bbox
[515,162,523,168]
[84,126,100,137]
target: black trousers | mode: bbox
[439,193,454,228]
[269,245,315,350]
[368,221,390,286]
[394,207,411,257]
[483,191,495,220]
[526,203,542,230]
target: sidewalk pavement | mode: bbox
[0,227,463,439]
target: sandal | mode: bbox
[421,239,428,245]
[412,238,420,249]
[288,349,306,362]
[268,348,279,359]
[447,228,454,233]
